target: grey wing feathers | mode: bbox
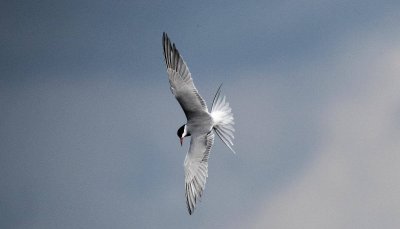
[162,33,208,118]
[184,131,214,215]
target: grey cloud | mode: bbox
[2,1,400,228]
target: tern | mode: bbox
[162,33,236,215]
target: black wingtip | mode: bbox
[163,32,172,68]
[162,32,166,44]
[163,32,168,43]
[163,32,170,46]
[162,32,178,70]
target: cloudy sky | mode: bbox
[1,0,400,228]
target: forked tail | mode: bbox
[210,84,236,154]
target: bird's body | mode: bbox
[187,113,213,135]
[162,33,236,215]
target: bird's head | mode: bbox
[177,124,190,146]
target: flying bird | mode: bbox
[162,33,236,215]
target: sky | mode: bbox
[1,0,400,228]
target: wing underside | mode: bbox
[184,131,214,215]
[162,33,208,118]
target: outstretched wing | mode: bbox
[162,33,208,120]
[184,131,214,215]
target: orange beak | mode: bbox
[180,138,183,146]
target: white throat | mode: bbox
[182,125,188,138]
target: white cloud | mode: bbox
[243,22,400,229]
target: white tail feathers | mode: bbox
[210,84,236,154]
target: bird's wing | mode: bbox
[184,131,214,215]
[162,32,208,119]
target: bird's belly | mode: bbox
[187,115,213,134]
